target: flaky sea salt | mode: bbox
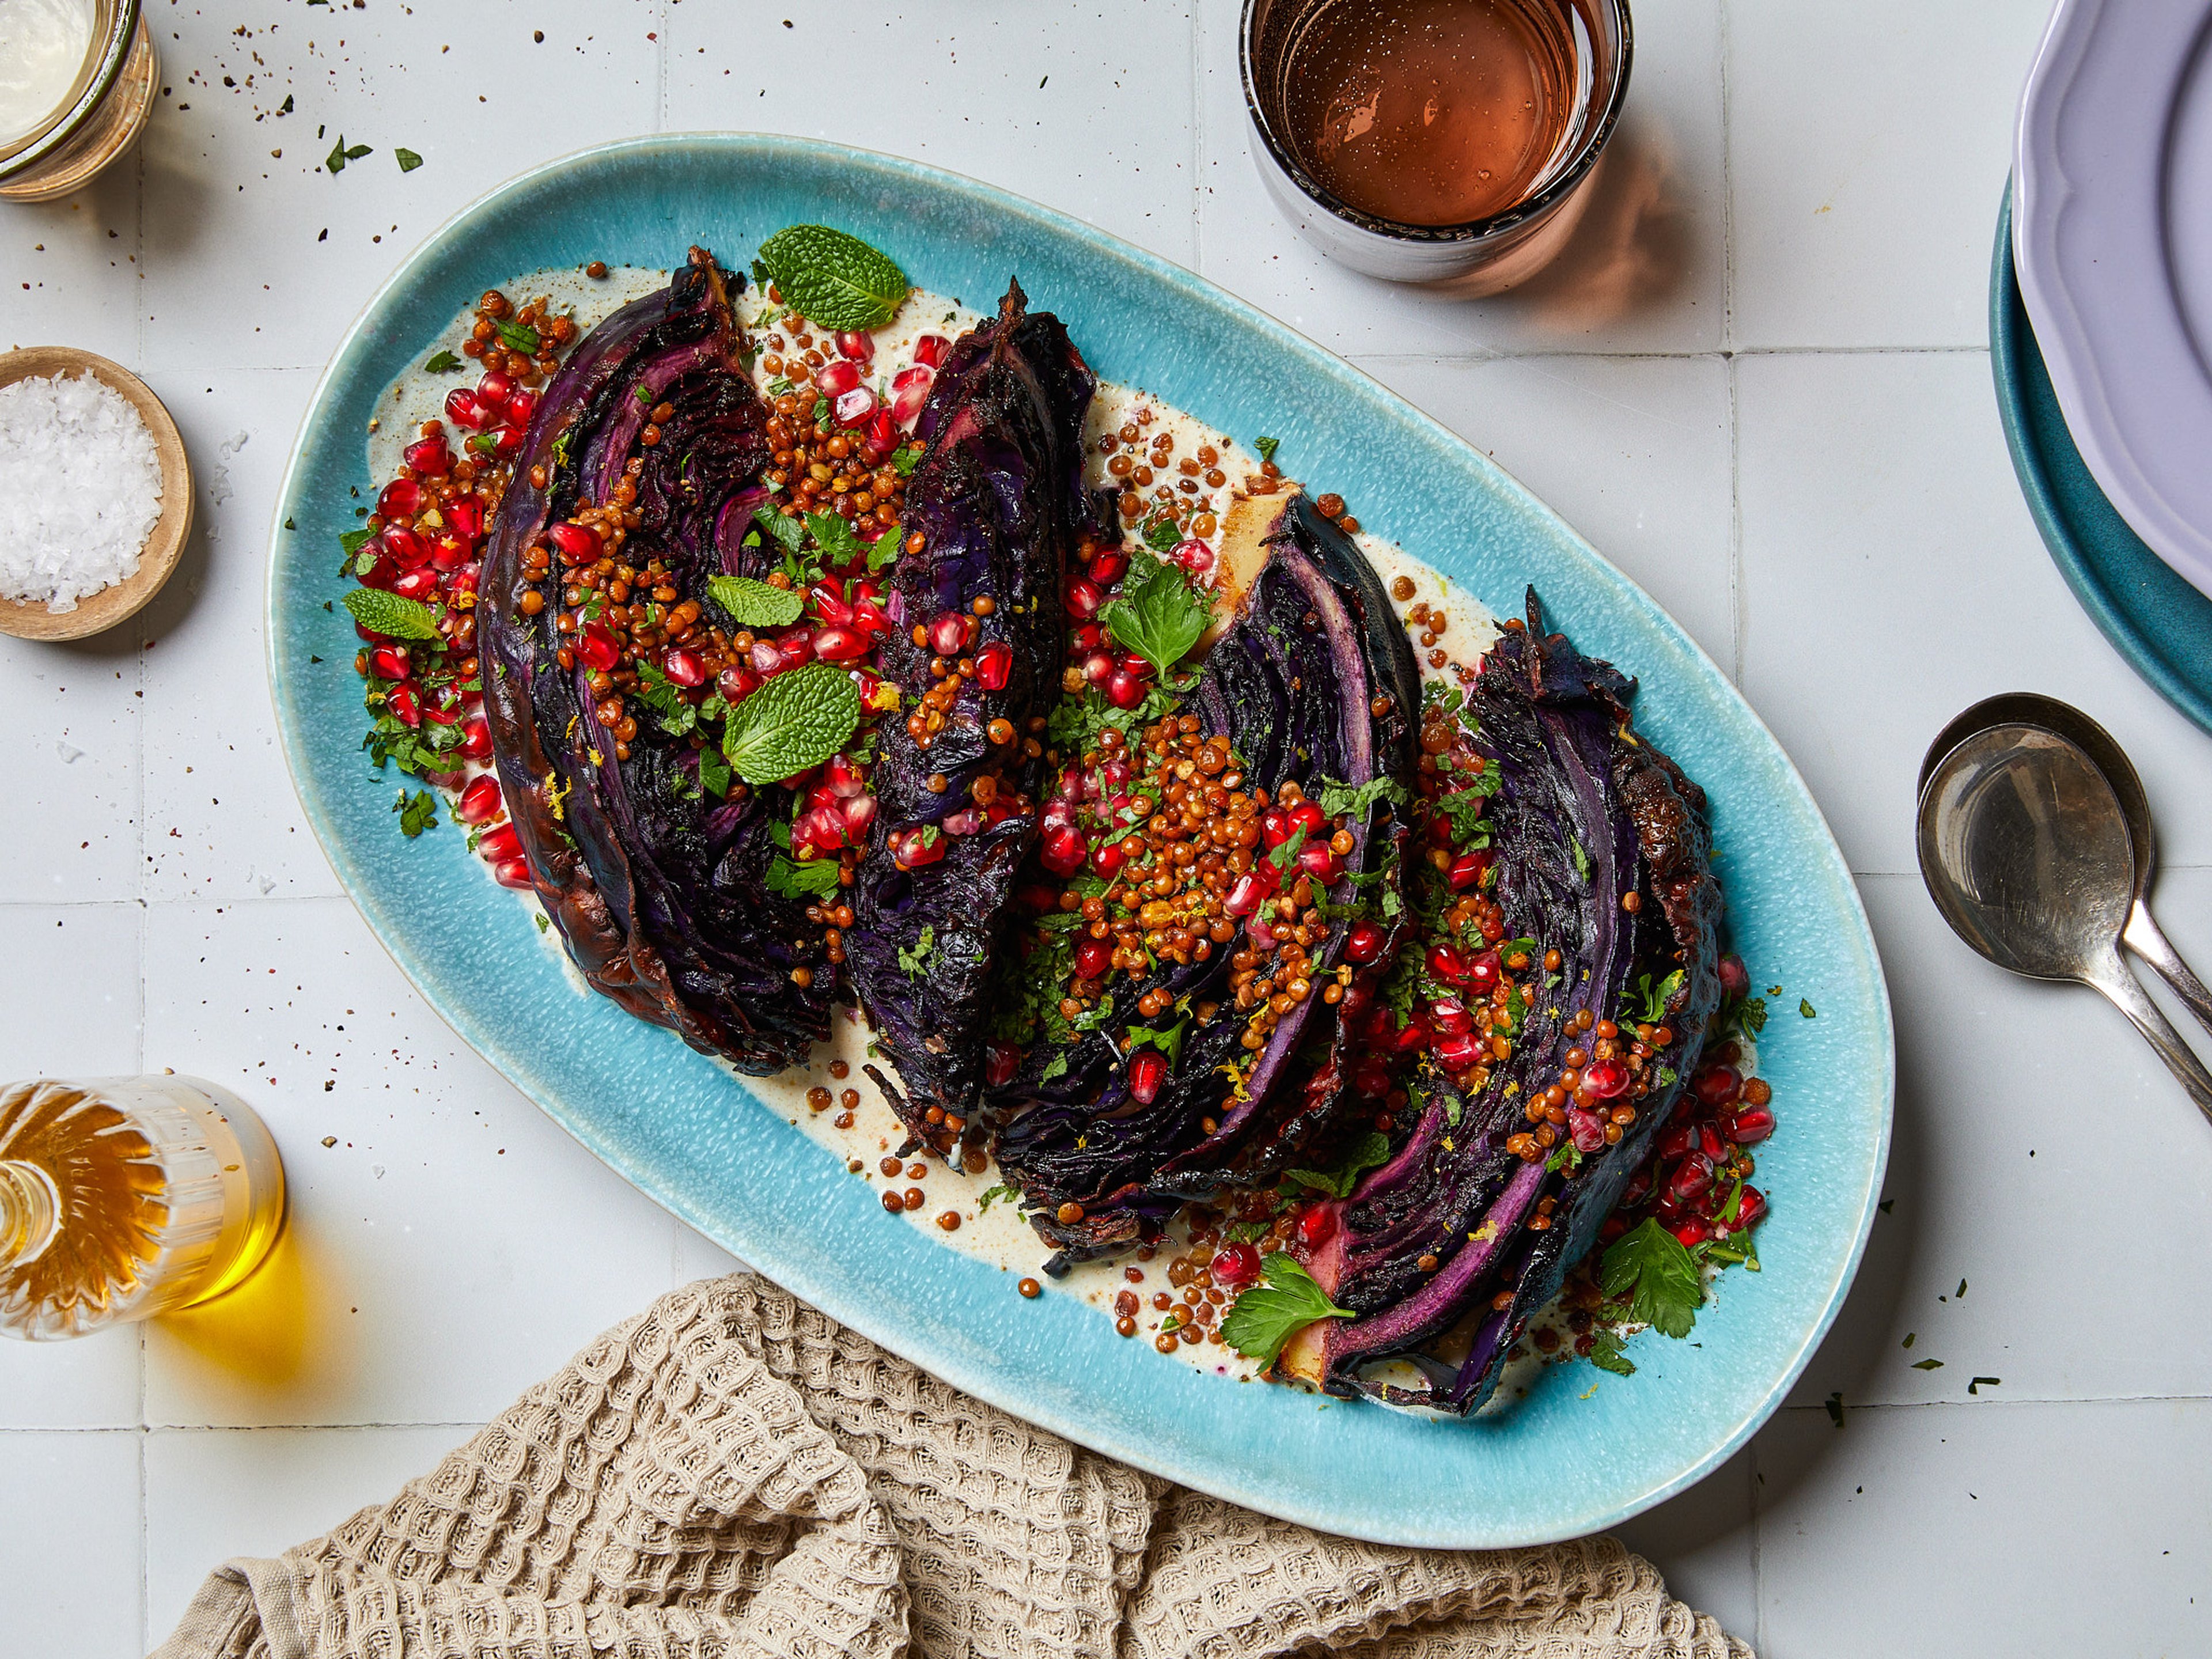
[0,372,165,613]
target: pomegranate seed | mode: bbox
[1260,807,1292,849]
[1660,1124,1696,1160]
[493,857,533,891]
[867,408,899,452]
[1429,998,1472,1036]
[1733,1186,1767,1227]
[1427,815,1458,847]
[477,823,522,865]
[1569,1109,1607,1153]
[491,425,525,459]
[547,522,597,559]
[1447,850,1492,890]
[1699,1123,1728,1164]
[376,478,421,518]
[429,532,471,572]
[1070,622,1103,651]
[749,638,784,675]
[1289,801,1327,836]
[1582,1058,1630,1099]
[1344,920,1386,963]
[985,1043,1021,1088]
[1718,953,1750,999]
[812,625,869,661]
[576,623,620,672]
[445,498,483,540]
[717,664,760,703]
[1668,1152,1715,1203]
[381,525,430,567]
[369,645,410,680]
[890,365,934,426]
[834,386,877,428]
[775,629,813,671]
[1692,1065,1742,1108]
[1427,944,1468,983]
[1296,1206,1337,1248]
[1672,1218,1711,1248]
[815,358,862,397]
[404,436,452,475]
[927,611,970,656]
[457,774,503,824]
[1211,1243,1262,1289]
[382,683,420,725]
[476,369,514,407]
[974,640,1013,691]
[1726,1105,1775,1145]
[912,333,950,368]
[891,825,945,869]
[1172,538,1215,576]
[1116,649,1153,678]
[1091,838,1126,877]
[1104,669,1147,710]
[850,597,892,639]
[661,648,706,688]
[1088,549,1129,586]
[1433,1031,1483,1071]
[842,793,878,837]
[807,579,851,626]
[1040,822,1087,876]
[823,753,866,796]
[459,716,492,761]
[1128,1049,1166,1105]
[1080,649,1115,685]
[504,389,536,426]
[835,329,875,363]
[443,387,487,429]
[1065,577,1104,621]
[1622,1166,1653,1207]
[1074,938,1112,980]
[1465,950,1502,994]
[1224,870,1277,917]
[794,806,848,856]
[392,567,440,603]
[1298,843,1343,884]
[1353,1059,1392,1100]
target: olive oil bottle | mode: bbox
[0,1076,285,1340]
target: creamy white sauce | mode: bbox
[378,271,1756,1399]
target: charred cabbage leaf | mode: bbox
[480,247,835,1073]
[846,280,1109,1151]
[991,493,1421,1270]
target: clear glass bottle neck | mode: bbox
[0,1158,60,1271]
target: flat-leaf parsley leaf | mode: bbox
[1103,554,1209,678]
[1599,1217,1704,1340]
[1221,1253,1353,1367]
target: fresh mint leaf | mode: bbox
[721,662,861,785]
[1220,1253,1353,1367]
[767,853,841,899]
[1281,1131,1390,1199]
[393,787,438,838]
[423,349,461,373]
[707,574,804,628]
[1599,1217,1703,1340]
[1103,554,1210,678]
[756,224,910,331]
[1588,1327,1637,1377]
[866,531,901,573]
[897,923,937,977]
[1432,787,1493,846]
[890,442,923,476]
[395,147,424,173]
[752,501,808,555]
[342,586,441,641]
[1124,1018,1187,1069]
[1316,774,1408,823]
[495,319,541,355]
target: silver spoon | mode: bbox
[1920,694,2212,1041]
[1917,723,2212,1120]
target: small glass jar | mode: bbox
[0,0,157,204]
[1240,0,1632,292]
[0,1075,286,1340]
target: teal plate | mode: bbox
[269,135,1892,1548]
[1993,187,2212,734]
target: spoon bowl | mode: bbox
[1918,722,2212,1118]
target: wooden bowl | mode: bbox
[0,346,193,642]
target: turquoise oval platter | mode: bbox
[268,134,1892,1548]
[1992,187,2212,734]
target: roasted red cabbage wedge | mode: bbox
[481,248,835,1072]
[992,494,1421,1270]
[1283,593,1723,1415]
[849,281,1107,1152]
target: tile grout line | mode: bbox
[1189,0,1206,275]
[654,0,671,134]
[1717,0,1745,691]
[137,1424,149,1656]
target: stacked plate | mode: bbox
[2003,0,2212,730]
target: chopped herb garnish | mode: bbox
[395,147,424,173]
[392,788,438,838]
[423,349,462,373]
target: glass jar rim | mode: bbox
[0,0,143,181]
[1237,0,1634,245]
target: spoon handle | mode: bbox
[2088,954,2212,1126]
[2124,900,2212,1044]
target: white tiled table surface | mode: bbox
[6,2,2209,1653]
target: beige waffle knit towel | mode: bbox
[151,1275,1749,1659]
